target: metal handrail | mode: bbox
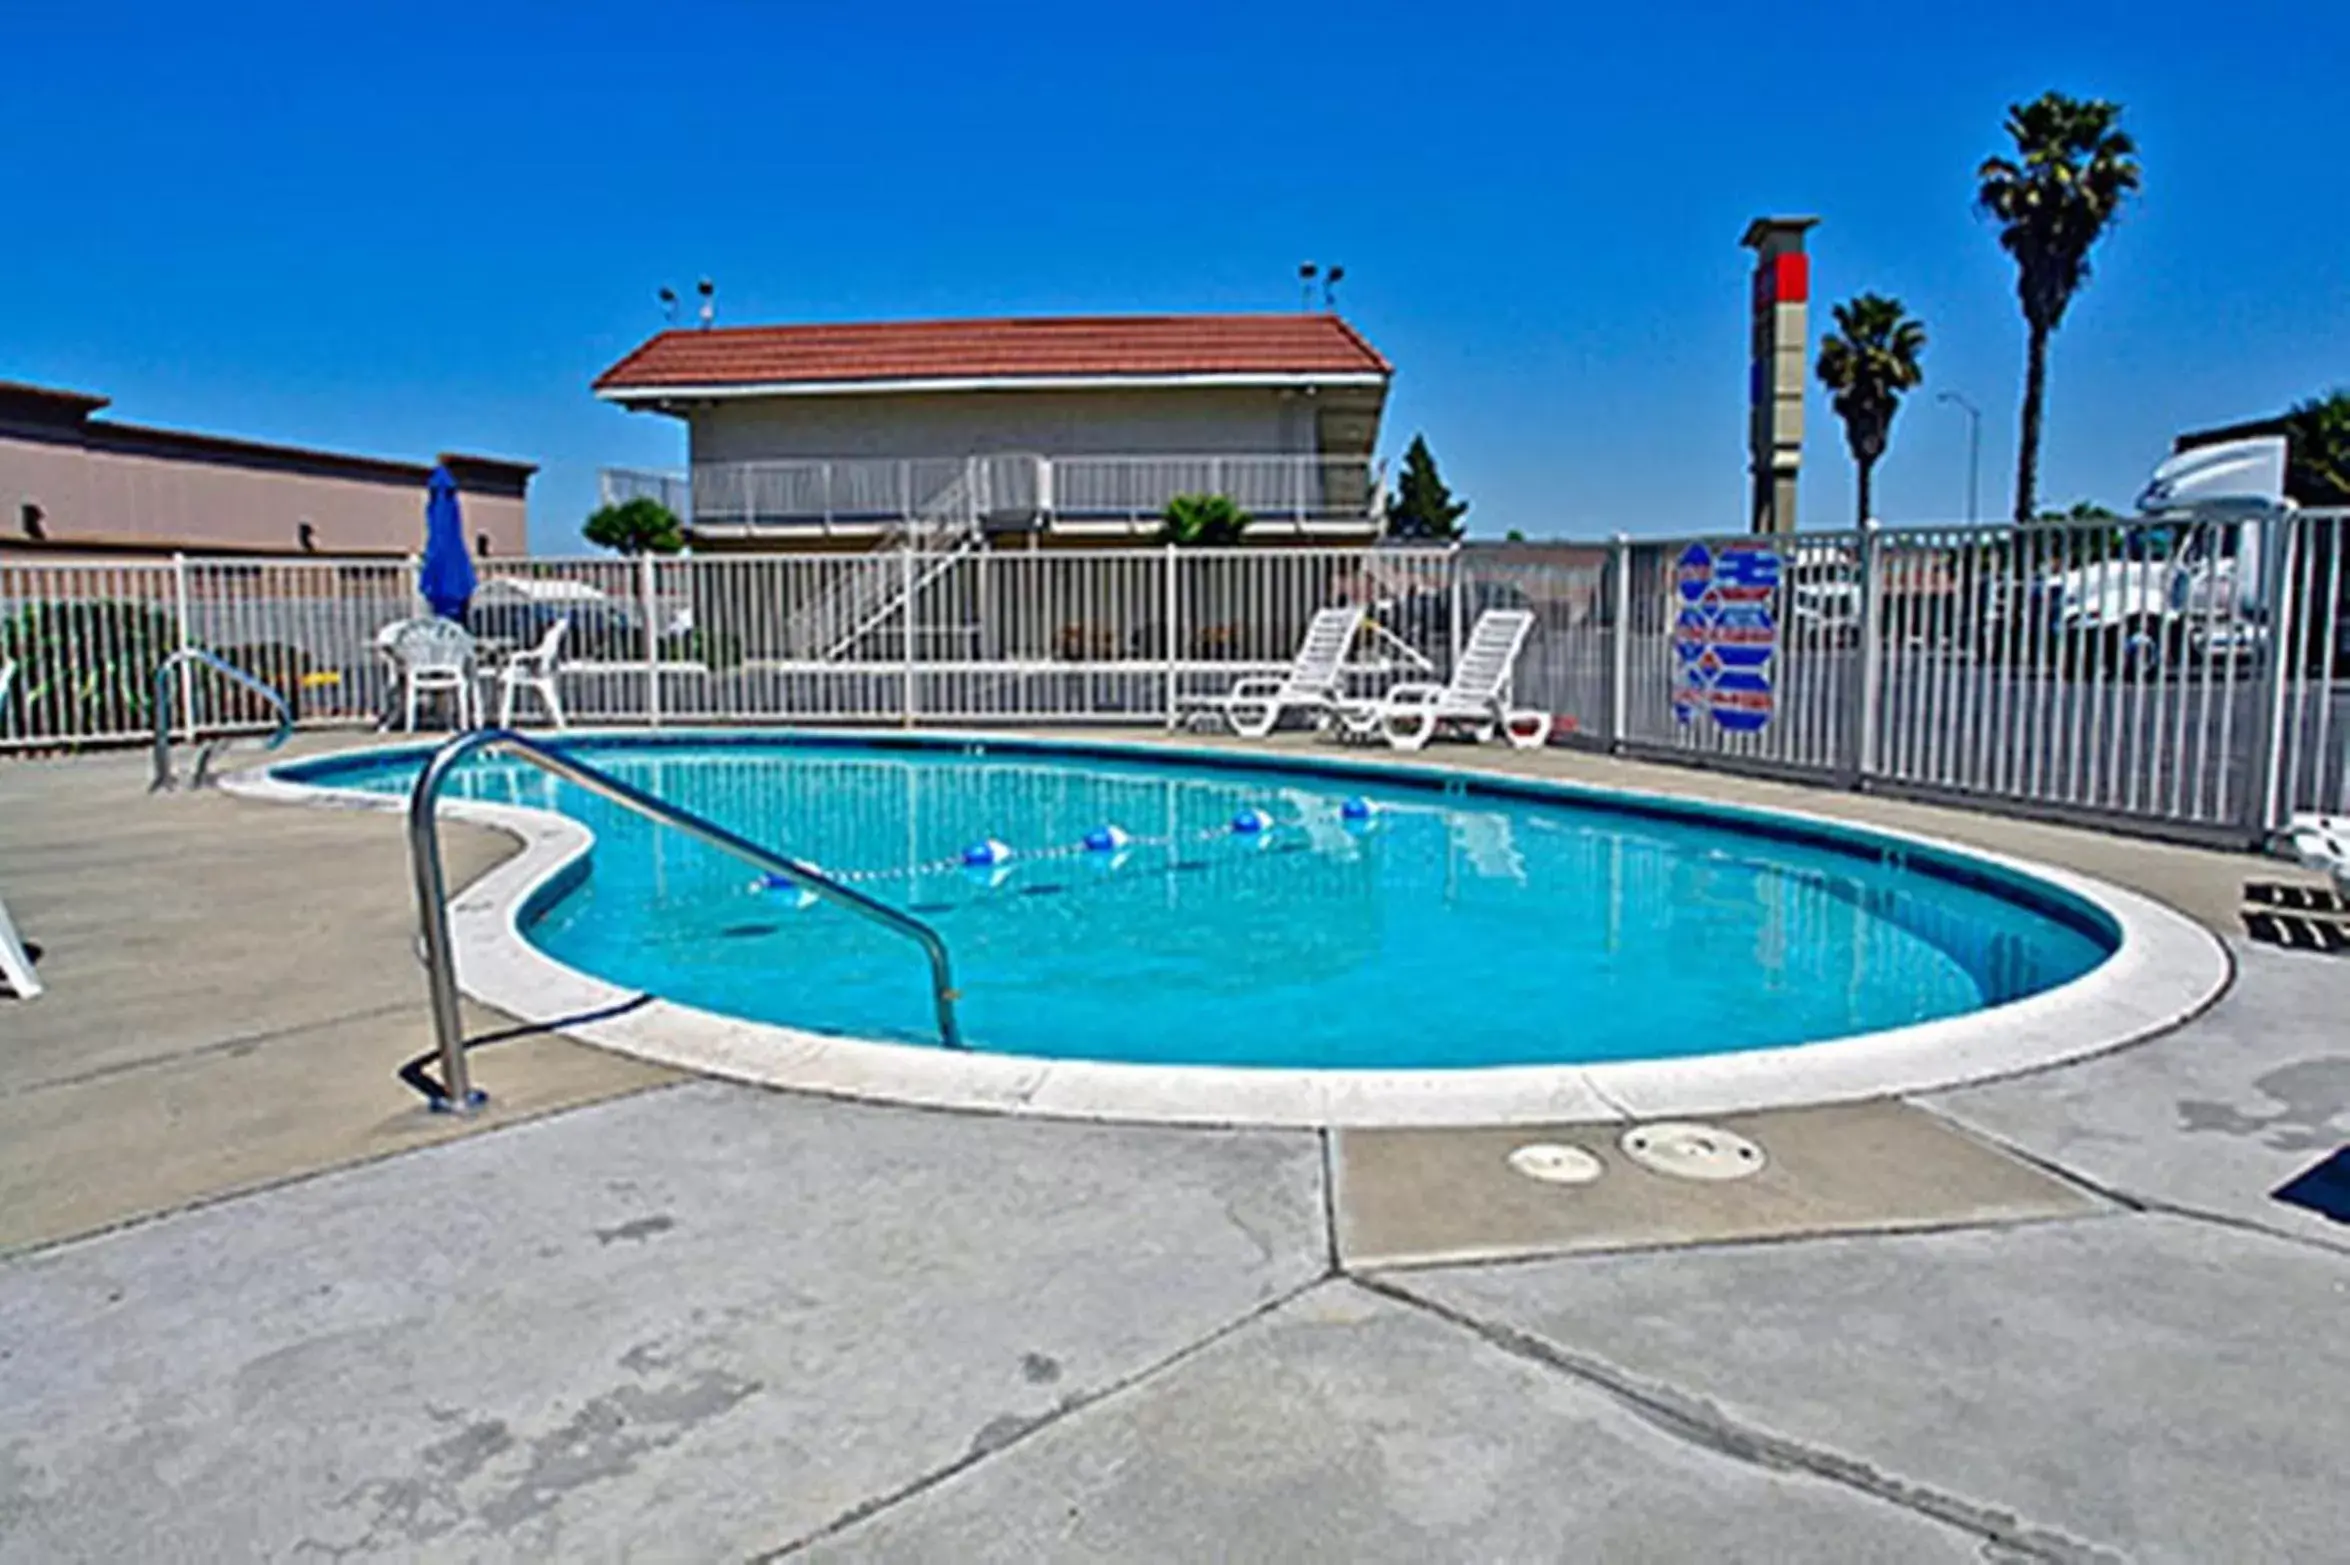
[407,728,966,1112]
[151,648,294,791]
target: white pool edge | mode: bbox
[227,729,2234,1129]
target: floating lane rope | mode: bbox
[747,802,1361,910]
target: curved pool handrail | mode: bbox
[406,728,965,1111]
[151,648,295,792]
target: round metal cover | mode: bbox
[1506,1142,1605,1186]
[1618,1122,1767,1182]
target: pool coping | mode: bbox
[225,727,2235,1129]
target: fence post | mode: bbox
[170,552,196,741]
[1448,551,1466,673]
[1608,533,1630,750]
[2249,506,2303,838]
[1845,519,1884,786]
[640,552,663,727]
[1163,543,1180,729]
[901,533,917,728]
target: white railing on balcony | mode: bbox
[1048,455,1383,530]
[598,467,693,520]
[644,453,1386,537]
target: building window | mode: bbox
[19,502,45,541]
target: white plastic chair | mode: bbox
[497,617,570,729]
[1336,608,1548,752]
[1177,605,1365,738]
[391,618,480,732]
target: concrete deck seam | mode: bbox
[1579,1071,1637,1120]
[1317,1128,1341,1278]
[0,1077,694,1265]
[1356,1273,2121,1565]
[1339,1205,2125,1277]
[745,1275,1330,1562]
[1906,1101,2350,1261]
[0,999,421,1101]
[1898,1100,2147,1211]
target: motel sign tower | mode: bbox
[1741,216,1818,535]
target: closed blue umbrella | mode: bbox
[418,465,476,621]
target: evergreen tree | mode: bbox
[583,497,685,556]
[1384,435,1468,541]
[2280,390,2350,507]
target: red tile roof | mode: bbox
[593,313,1390,394]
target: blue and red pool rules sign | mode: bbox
[1671,541,1782,733]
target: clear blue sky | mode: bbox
[4,0,2342,551]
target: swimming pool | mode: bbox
[282,733,2147,1084]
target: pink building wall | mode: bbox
[0,382,531,558]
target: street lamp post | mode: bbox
[1938,391,1983,525]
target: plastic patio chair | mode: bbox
[390,617,480,732]
[496,616,570,729]
[1335,608,1549,753]
[1175,605,1365,738]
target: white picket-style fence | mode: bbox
[4,515,2345,847]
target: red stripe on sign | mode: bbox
[1773,253,1808,304]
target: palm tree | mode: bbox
[1977,91,2142,523]
[1815,294,1927,527]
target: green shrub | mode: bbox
[0,599,177,742]
[1161,493,1252,547]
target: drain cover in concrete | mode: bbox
[1620,1122,1767,1182]
[1334,1100,2106,1270]
[1507,1142,1605,1185]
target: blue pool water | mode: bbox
[291,736,2117,1070]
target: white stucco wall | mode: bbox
[688,386,1321,465]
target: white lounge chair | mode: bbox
[2282,813,2350,903]
[1178,604,1366,738]
[497,616,570,729]
[0,888,40,1000]
[1336,608,1549,752]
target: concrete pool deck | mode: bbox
[3,730,2347,1560]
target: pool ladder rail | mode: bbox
[149,648,295,792]
[407,728,967,1113]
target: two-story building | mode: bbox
[593,312,1393,549]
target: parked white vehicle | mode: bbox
[1786,544,1863,642]
[1984,437,2293,672]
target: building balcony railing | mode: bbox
[601,453,1387,539]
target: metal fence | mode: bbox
[1461,509,2350,843]
[5,515,2345,846]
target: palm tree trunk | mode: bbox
[2015,319,2049,523]
[1855,455,1874,529]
